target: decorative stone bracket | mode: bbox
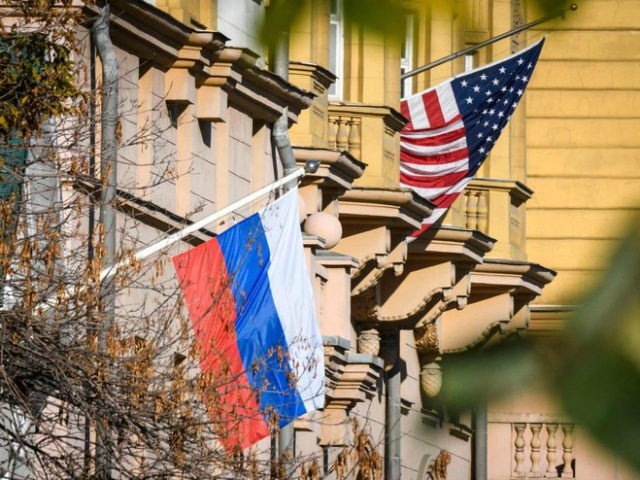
[320,336,384,446]
[334,188,432,301]
[350,227,494,329]
[197,46,314,123]
[375,227,494,327]
[101,2,314,125]
[439,259,556,353]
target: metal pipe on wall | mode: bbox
[473,404,488,480]
[271,25,298,192]
[384,332,402,480]
[93,6,118,478]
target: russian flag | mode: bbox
[172,189,325,451]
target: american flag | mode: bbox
[400,39,544,238]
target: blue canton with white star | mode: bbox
[451,40,544,176]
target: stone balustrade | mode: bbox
[511,421,575,478]
[453,178,533,260]
[328,114,362,160]
[489,415,576,479]
[463,187,489,233]
[327,103,406,189]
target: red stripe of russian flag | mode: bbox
[172,190,324,451]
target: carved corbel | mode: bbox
[352,286,378,324]
[356,326,380,356]
[374,260,459,326]
[355,227,491,328]
[414,321,440,358]
[335,188,432,295]
[412,271,472,330]
[320,338,384,446]
[438,259,556,353]
[414,322,443,399]
[166,40,221,106]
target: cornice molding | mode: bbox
[289,61,337,90]
[469,177,534,206]
[71,178,214,247]
[351,227,494,328]
[338,187,433,230]
[294,147,366,192]
[470,258,556,297]
[439,258,556,353]
[328,102,407,134]
[87,0,227,69]
[409,226,496,265]
[87,0,314,123]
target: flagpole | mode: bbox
[7,162,317,314]
[400,3,577,81]
[99,161,319,282]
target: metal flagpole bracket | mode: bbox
[304,160,320,174]
[401,4,577,81]
[28,162,316,314]
[100,162,317,281]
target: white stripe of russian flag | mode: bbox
[262,190,325,413]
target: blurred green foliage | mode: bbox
[0,34,77,139]
[261,0,573,46]
[442,215,640,473]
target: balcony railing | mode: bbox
[328,103,406,189]
[463,188,489,232]
[489,414,576,479]
[328,115,362,160]
[451,178,533,260]
[512,421,575,478]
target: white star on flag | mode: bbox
[399,39,545,238]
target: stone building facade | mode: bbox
[135,1,559,478]
[4,0,637,478]
[92,0,640,478]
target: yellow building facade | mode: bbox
[3,0,635,478]
[134,0,639,478]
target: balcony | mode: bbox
[328,102,406,190]
[489,414,576,479]
[450,178,533,260]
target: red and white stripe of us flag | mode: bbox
[400,81,472,238]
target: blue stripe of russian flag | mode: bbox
[173,189,324,451]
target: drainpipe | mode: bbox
[85,30,97,475]
[93,6,118,479]
[271,29,297,192]
[270,20,296,473]
[473,404,488,480]
[383,331,401,480]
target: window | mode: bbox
[464,52,477,72]
[328,0,344,98]
[400,13,415,98]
